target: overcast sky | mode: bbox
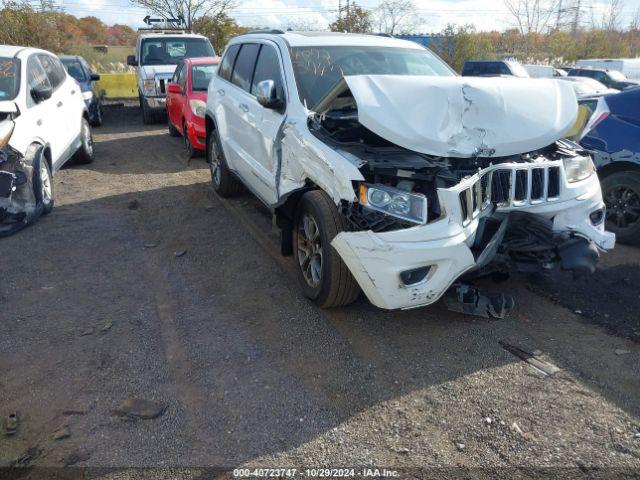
[58,0,640,32]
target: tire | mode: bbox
[91,102,103,127]
[293,190,360,308]
[184,122,196,159]
[32,150,54,215]
[141,96,162,125]
[72,118,94,165]
[602,171,640,245]
[208,129,244,197]
[168,117,180,137]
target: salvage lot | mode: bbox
[1,105,640,473]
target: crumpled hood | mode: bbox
[343,75,578,158]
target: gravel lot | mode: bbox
[1,105,640,478]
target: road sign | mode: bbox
[143,15,184,26]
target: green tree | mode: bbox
[329,3,372,33]
[192,13,249,53]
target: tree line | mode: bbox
[1,0,639,74]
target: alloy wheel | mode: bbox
[297,213,323,288]
[40,160,51,204]
[209,137,221,186]
[83,121,93,157]
[605,185,640,229]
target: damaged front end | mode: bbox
[308,76,615,310]
[0,118,44,237]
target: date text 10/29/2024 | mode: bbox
[233,468,400,478]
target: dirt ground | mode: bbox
[1,105,640,478]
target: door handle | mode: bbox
[57,101,63,107]
[217,89,225,96]
[239,103,249,113]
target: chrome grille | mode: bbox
[458,164,562,224]
[155,74,173,95]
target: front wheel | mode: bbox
[602,171,640,245]
[32,151,54,215]
[72,118,94,165]
[293,191,360,308]
[208,130,244,197]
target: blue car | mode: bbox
[580,88,640,244]
[59,55,103,126]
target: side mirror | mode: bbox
[167,83,182,94]
[31,84,53,103]
[256,80,284,111]
[90,73,101,82]
[127,55,138,67]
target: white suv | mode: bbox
[127,32,215,124]
[205,31,615,310]
[0,46,93,235]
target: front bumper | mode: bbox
[186,118,206,150]
[145,96,166,110]
[0,146,43,236]
[332,162,615,310]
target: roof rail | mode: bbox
[246,29,285,34]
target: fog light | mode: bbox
[400,266,432,286]
[590,208,605,226]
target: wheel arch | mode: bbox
[274,180,321,256]
[205,114,216,163]
[598,161,640,179]
[26,142,52,173]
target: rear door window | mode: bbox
[177,63,187,91]
[38,54,65,89]
[218,44,240,82]
[26,55,51,106]
[231,43,260,92]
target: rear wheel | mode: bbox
[208,129,244,197]
[602,171,640,245]
[168,116,180,136]
[293,190,360,308]
[72,118,94,165]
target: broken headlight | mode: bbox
[0,120,14,150]
[563,155,595,183]
[358,183,427,225]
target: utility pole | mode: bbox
[555,0,563,29]
[572,0,582,33]
[338,0,341,20]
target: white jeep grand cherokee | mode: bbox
[205,31,615,310]
[0,46,93,236]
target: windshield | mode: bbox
[191,64,216,91]
[290,46,454,110]
[141,37,214,66]
[0,57,20,101]
[61,60,86,82]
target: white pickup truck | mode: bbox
[127,31,215,124]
